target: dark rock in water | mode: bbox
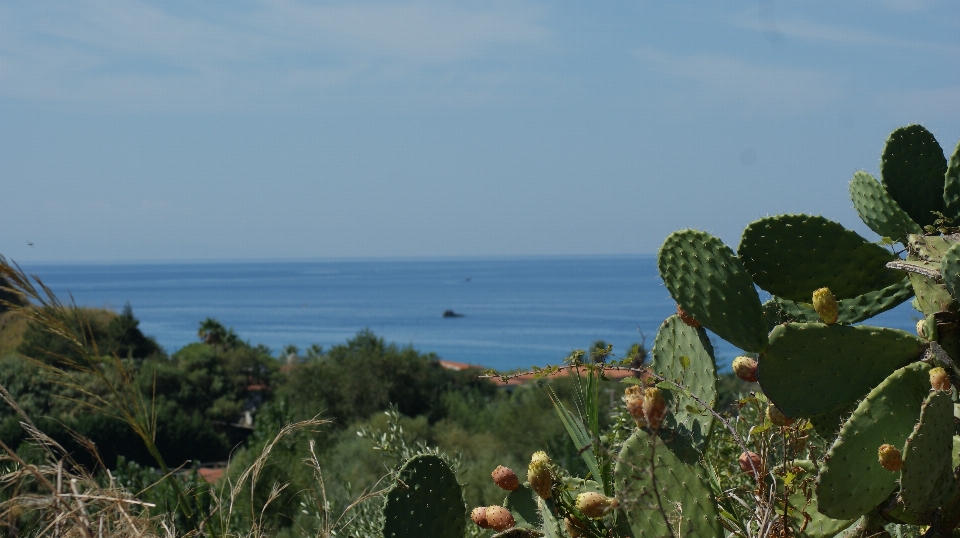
[442,310,464,318]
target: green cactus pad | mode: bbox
[651,314,717,450]
[504,485,541,529]
[881,124,948,228]
[771,277,913,326]
[658,229,768,353]
[907,271,958,316]
[944,140,960,218]
[614,429,723,538]
[901,391,957,519]
[381,455,466,538]
[907,233,956,262]
[779,460,855,537]
[941,242,960,301]
[815,362,933,520]
[809,403,856,442]
[850,171,922,241]
[760,323,923,418]
[738,214,900,302]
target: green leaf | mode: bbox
[679,355,691,370]
[750,423,772,436]
[655,381,673,390]
[547,390,602,486]
[620,377,643,385]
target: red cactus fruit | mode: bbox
[930,367,951,392]
[878,444,902,472]
[491,465,520,491]
[732,356,758,383]
[484,506,515,532]
[738,451,762,474]
[470,506,491,528]
[676,304,700,328]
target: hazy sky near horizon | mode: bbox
[1,1,959,263]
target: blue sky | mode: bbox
[1,1,958,262]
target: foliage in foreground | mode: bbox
[1,124,958,537]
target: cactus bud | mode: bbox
[812,287,838,325]
[930,367,951,391]
[564,515,587,538]
[878,444,902,472]
[917,314,938,341]
[767,403,794,427]
[483,506,515,532]
[642,387,667,429]
[528,452,552,499]
[732,356,758,383]
[623,385,647,427]
[470,507,491,529]
[676,304,700,328]
[738,451,762,474]
[576,491,616,518]
[491,465,520,491]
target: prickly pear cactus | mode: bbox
[900,391,957,520]
[657,229,768,353]
[760,323,923,418]
[381,455,465,538]
[650,314,717,449]
[738,214,901,302]
[815,363,932,520]
[614,429,723,538]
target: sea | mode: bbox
[19,256,921,372]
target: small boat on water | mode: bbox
[442,310,464,318]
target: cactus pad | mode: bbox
[815,362,932,520]
[945,139,960,218]
[809,403,856,442]
[738,214,900,301]
[850,171,922,240]
[504,485,540,529]
[760,323,923,418]
[881,124,947,228]
[901,391,957,519]
[651,314,717,449]
[657,229,768,353]
[770,277,913,326]
[941,242,960,301]
[614,429,723,538]
[381,455,465,538]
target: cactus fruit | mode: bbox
[877,444,903,472]
[641,387,667,429]
[484,506,515,532]
[739,451,762,475]
[564,516,586,538]
[491,465,520,491]
[929,367,951,391]
[676,304,700,328]
[732,356,758,383]
[767,403,794,427]
[813,287,839,324]
[623,385,646,427]
[527,452,552,499]
[471,507,491,529]
[575,491,615,519]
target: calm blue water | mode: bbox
[21,256,920,372]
